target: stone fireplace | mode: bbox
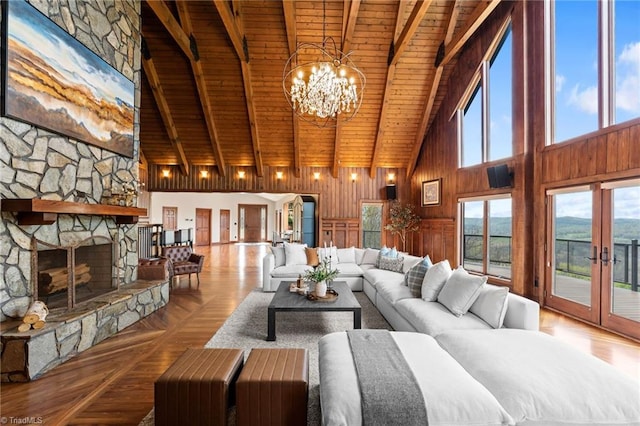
[0,0,160,382]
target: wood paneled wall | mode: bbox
[411,0,639,301]
[320,219,361,248]
[145,164,407,222]
[415,219,456,264]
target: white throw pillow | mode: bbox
[284,242,308,266]
[470,284,509,328]
[421,260,452,301]
[437,267,487,317]
[361,248,379,265]
[271,246,285,267]
[337,247,356,264]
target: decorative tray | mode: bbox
[306,288,339,302]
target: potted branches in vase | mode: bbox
[385,201,421,253]
[304,256,339,297]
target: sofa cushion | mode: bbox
[395,298,492,336]
[404,260,431,298]
[378,255,404,273]
[354,248,365,265]
[402,255,425,273]
[284,242,308,266]
[437,267,486,317]
[271,246,285,267]
[271,264,314,277]
[333,262,363,277]
[305,247,320,266]
[469,284,509,328]
[421,260,452,301]
[360,248,380,265]
[363,268,405,288]
[376,281,413,305]
[337,247,356,264]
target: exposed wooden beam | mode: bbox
[175,2,227,177]
[215,0,264,177]
[145,0,195,62]
[141,42,189,175]
[213,0,247,62]
[370,0,430,178]
[407,1,460,178]
[440,0,501,67]
[389,0,434,66]
[282,0,301,178]
[333,0,361,178]
[138,149,148,168]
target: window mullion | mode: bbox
[481,61,490,163]
[600,0,613,128]
[483,201,490,274]
[544,0,554,145]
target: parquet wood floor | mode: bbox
[1,243,638,425]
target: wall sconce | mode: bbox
[200,170,209,179]
[238,170,246,179]
[351,172,357,182]
[313,171,320,181]
[387,172,395,184]
[162,169,170,178]
[276,171,284,180]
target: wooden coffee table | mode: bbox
[267,281,361,341]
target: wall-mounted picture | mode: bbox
[2,1,135,157]
[421,179,441,206]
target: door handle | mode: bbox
[586,246,598,264]
[601,247,609,266]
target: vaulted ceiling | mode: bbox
[140,0,499,178]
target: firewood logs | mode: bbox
[38,263,91,295]
[19,301,49,332]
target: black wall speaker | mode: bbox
[386,185,397,200]
[487,164,512,188]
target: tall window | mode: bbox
[461,196,512,279]
[548,0,640,143]
[458,21,513,168]
[361,203,383,249]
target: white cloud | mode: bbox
[556,74,566,92]
[616,42,640,114]
[567,84,598,114]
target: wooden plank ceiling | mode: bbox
[140,0,497,178]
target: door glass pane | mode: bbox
[462,85,482,167]
[489,26,513,162]
[554,0,598,142]
[362,203,382,249]
[462,201,484,273]
[552,191,593,306]
[614,1,640,125]
[239,207,245,240]
[610,185,640,322]
[488,198,512,278]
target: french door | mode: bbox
[546,180,640,339]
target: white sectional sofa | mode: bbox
[263,244,540,334]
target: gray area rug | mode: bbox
[140,289,391,425]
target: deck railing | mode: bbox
[463,235,639,291]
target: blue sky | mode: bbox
[555,0,640,141]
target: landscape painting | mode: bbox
[2,1,134,157]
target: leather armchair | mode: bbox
[161,245,205,288]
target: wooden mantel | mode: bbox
[1,199,147,225]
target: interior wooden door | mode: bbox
[195,208,211,246]
[240,204,266,242]
[219,209,230,243]
[162,207,177,231]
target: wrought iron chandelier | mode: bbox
[282,1,365,128]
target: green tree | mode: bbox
[385,201,421,252]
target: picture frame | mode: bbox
[421,179,441,206]
[1,0,135,158]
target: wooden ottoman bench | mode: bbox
[236,348,309,426]
[155,348,244,426]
